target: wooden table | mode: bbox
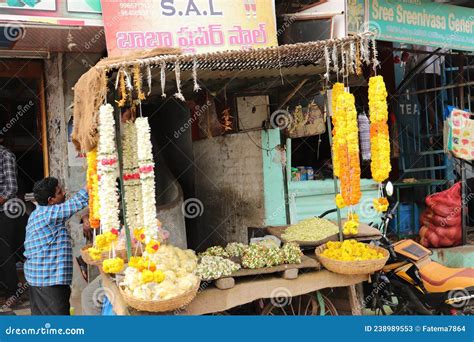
[100,269,368,316]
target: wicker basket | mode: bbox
[315,243,389,275]
[119,280,200,313]
[80,245,103,266]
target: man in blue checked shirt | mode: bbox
[24,177,88,315]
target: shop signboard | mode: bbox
[100,0,278,56]
[0,0,102,26]
[366,0,474,52]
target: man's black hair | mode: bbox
[33,177,59,206]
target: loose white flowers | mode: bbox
[196,256,240,281]
[97,104,120,233]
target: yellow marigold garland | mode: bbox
[368,76,391,211]
[86,150,100,229]
[331,83,344,178]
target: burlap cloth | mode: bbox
[72,48,180,152]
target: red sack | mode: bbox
[425,182,461,211]
[420,207,461,227]
[418,224,462,248]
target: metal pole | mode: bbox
[323,87,343,241]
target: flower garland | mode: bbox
[333,91,361,235]
[368,76,391,211]
[133,65,146,102]
[97,103,121,234]
[122,122,144,236]
[331,82,344,178]
[135,117,161,243]
[86,149,100,229]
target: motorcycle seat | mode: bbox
[419,261,474,293]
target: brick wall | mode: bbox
[193,131,265,248]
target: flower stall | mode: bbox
[72,31,392,315]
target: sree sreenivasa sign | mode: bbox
[368,0,474,51]
[100,0,278,56]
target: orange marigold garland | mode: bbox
[333,91,361,235]
[86,149,100,229]
[368,76,391,211]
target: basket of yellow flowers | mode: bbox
[315,240,389,275]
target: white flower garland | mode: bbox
[122,122,143,232]
[135,117,160,242]
[97,103,120,233]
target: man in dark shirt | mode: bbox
[0,138,20,306]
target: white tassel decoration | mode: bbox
[160,61,166,98]
[146,65,152,96]
[174,61,185,101]
[323,45,330,81]
[192,58,201,92]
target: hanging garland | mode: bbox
[333,91,361,235]
[135,117,162,246]
[331,82,345,178]
[133,65,146,102]
[368,75,391,211]
[86,149,100,229]
[97,104,121,234]
[122,121,144,236]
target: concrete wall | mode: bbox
[193,131,265,248]
[45,52,102,191]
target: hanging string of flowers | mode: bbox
[333,91,361,235]
[368,75,391,212]
[87,104,121,261]
[133,65,146,102]
[97,103,121,234]
[116,70,128,107]
[331,82,344,178]
[122,121,144,237]
[86,149,100,229]
[135,117,162,250]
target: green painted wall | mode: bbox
[262,129,287,226]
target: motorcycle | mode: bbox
[365,184,474,315]
[318,183,473,315]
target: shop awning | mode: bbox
[72,32,373,152]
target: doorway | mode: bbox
[0,59,48,198]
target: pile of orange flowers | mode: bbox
[86,150,100,229]
[333,91,361,207]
